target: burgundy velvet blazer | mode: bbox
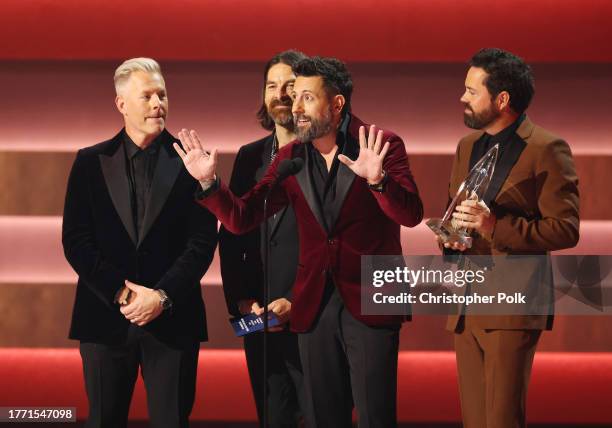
[198,115,423,332]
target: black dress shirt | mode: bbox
[123,132,161,241]
[470,113,526,170]
[306,115,349,232]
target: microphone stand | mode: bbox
[262,188,272,428]
[261,158,302,428]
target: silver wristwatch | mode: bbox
[157,289,173,311]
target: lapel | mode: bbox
[467,116,532,207]
[328,114,359,233]
[483,117,531,206]
[99,131,138,245]
[293,142,329,233]
[139,131,183,246]
[257,134,288,238]
[482,133,526,206]
[292,113,360,235]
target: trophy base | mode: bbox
[426,218,473,249]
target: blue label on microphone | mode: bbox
[230,313,281,336]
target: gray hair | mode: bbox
[114,57,164,94]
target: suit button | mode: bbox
[328,238,336,245]
[270,240,278,247]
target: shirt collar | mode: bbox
[123,130,162,159]
[306,111,350,154]
[486,113,526,145]
[333,111,351,153]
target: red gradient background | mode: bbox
[1,1,611,425]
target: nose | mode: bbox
[292,97,303,116]
[460,91,469,104]
[150,94,162,108]
[274,85,286,100]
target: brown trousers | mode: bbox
[454,317,542,428]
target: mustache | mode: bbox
[269,98,293,109]
[293,114,311,122]
[462,103,474,113]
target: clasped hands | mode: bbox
[116,280,163,327]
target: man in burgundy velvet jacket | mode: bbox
[175,57,423,427]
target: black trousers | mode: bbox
[79,325,200,428]
[244,330,305,428]
[298,286,400,428]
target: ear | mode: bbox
[331,94,345,115]
[496,91,511,112]
[115,94,126,115]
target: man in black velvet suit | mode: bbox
[62,57,218,428]
[219,50,307,427]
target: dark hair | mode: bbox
[469,48,535,114]
[257,50,308,131]
[293,56,353,115]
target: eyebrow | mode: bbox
[141,88,166,95]
[266,78,296,85]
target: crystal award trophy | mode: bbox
[427,144,499,248]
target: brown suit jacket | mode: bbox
[445,116,580,331]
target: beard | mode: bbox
[293,107,333,143]
[267,97,294,130]
[463,102,500,130]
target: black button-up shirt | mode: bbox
[470,113,526,170]
[306,114,350,232]
[123,132,161,241]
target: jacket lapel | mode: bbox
[293,142,329,233]
[99,133,138,245]
[139,133,182,246]
[483,117,533,206]
[268,207,289,238]
[483,133,526,206]
[258,134,288,238]
[328,129,358,232]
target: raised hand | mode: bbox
[173,129,218,182]
[338,125,390,184]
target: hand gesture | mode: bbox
[119,280,163,326]
[173,129,218,182]
[338,125,390,184]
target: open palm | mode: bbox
[338,125,390,184]
[173,129,218,182]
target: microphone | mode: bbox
[275,158,304,182]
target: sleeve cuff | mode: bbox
[195,176,221,200]
[368,170,388,193]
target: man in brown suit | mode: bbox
[442,48,580,427]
